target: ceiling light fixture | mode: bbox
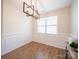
[23,0,40,19]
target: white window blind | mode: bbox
[37,16,57,34]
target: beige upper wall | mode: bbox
[41,6,71,34]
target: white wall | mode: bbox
[33,7,71,49]
[71,0,78,39]
[2,0,33,55]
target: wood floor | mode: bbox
[2,41,72,59]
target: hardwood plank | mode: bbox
[2,41,72,59]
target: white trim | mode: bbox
[70,34,78,40]
[1,32,28,37]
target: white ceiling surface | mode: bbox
[7,0,72,14]
[37,0,72,14]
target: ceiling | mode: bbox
[6,0,72,15]
[37,0,72,14]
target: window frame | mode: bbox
[37,16,57,34]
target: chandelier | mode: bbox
[23,0,40,19]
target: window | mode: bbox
[37,16,57,34]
